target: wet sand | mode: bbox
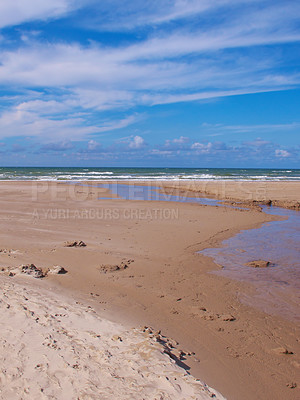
[201,205,300,323]
[0,181,299,399]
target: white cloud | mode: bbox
[16,100,69,115]
[87,140,101,151]
[96,0,217,29]
[191,142,213,153]
[69,89,135,111]
[246,138,271,146]
[129,135,145,149]
[96,116,139,133]
[0,108,98,141]
[164,136,190,150]
[144,87,290,106]
[224,123,300,133]
[275,149,291,158]
[82,0,264,31]
[0,0,78,28]
[123,31,300,63]
[0,105,138,142]
[0,1,299,146]
[0,40,297,116]
[149,149,173,156]
[173,136,189,144]
[0,0,299,117]
[200,122,300,136]
[41,141,74,151]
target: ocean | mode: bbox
[0,167,299,181]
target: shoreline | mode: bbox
[0,178,299,209]
[0,181,299,399]
[90,179,300,210]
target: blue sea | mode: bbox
[0,167,299,180]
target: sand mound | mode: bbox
[245,260,272,268]
[0,277,226,400]
[46,266,68,275]
[1,265,68,278]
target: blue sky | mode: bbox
[0,0,299,167]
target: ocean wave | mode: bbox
[0,168,299,181]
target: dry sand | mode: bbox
[0,181,299,400]
[157,180,300,209]
[0,276,224,400]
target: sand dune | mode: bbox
[0,276,225,400]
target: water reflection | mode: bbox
[201,206,300,322]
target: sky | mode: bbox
[0,0,299,168]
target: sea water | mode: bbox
[0,167,299,181]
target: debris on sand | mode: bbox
[47,266,68,275]
[99,261,129,273]
[21,264,46,278]
[245,260,272,268]
[141,326,195,364]
[272,347,294,355]
[65,241,86,248]
[1,264,68,279]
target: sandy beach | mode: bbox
[0,181,299,399]
[166,180,300,210]
[0,275,225,400]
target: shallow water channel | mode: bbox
[99,183,300,322]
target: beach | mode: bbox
[0,180,299,399]
[160,180,300,210]
[2,0,300,397]
[0,276,225,400]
